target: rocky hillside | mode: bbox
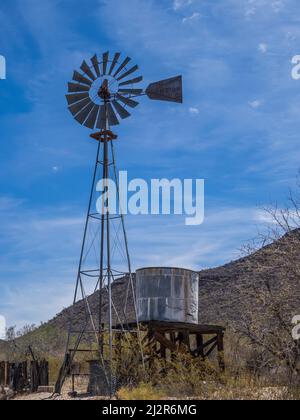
[198,229,300,328]
[1,229,300,360]
[0,340,9,360]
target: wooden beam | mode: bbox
[160,333,167,359]
[204,341,218,358]
[170,332,176,361]
[153,332,177,352]
[196,333,204,358]
[203,336,218,349]
[192,336,218,356]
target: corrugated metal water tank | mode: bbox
[136,267,199,325]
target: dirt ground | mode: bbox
[12,392,112,400]
[4,375,295,400]
[10,387,291,400]
[9,376,113,400]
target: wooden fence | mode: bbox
[0,360,49,392]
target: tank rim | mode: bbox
[136,266,198,274]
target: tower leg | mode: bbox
[55,125,145,396]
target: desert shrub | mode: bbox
[151,354,221,398]
[48,357,64,385]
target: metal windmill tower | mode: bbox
[55,51,183,396]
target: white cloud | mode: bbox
[173,0,194,11]
[0,197,272,328]
[0,197,24,211]
[129,205,271,271]
[0,203,85,327]
[258,43,268,53]
[0,315,5,340]
[182,12,201,24]
[286,31,296,42]
[189,107,200,115]
[248,100,263,109]
[52,166,59,173]
[272,0,285,13]
[245,0,286,17]
[254,209,278,224]
[245,7,256,18]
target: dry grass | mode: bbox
[117,383,166,401]
[115,352,300,401]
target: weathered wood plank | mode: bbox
[153,332,177,352]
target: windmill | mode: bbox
[55,51,183,396]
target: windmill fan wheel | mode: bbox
[66,51,144,130]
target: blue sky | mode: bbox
[1,0,300,329]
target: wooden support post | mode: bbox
[177,332,185,352]
[160,333,167,359]
[184,331,190,351]
[30,361,39,392]
[0,362,8,387]
[196,333,204,359]
[170,332,176,361]
[217,333,225,372]
[144,323,225,371]
[72,374,75,394]
[153,332,177,352]
[5,362,9,387]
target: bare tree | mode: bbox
[235,187,300,383]
[16,324,36,338]
[5,326,16,341]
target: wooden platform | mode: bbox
[116,321,226,371]
[140,321,225,334]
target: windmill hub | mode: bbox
[98,79,111,100]
[89,76,118,105]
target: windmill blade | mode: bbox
[115,93,139,108]
[118,88,143,96]
[116,65,139,82]
[113,56,131,78]
[75,102,95,125]
[66,53,144,128]
[108,52,121,75]
[146,75,183,103]
[102,51,109,75]
[107,103,119,126]
[96,106,106,129]
[84,105,100,129]
[73,71,93,87]
[80,60,96,81]
[118,76,143,87]
[68,82,90,93]
[68,97,92,116]
[91,54,101,77]
[66,92,90,106]
[112,100,131,120]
